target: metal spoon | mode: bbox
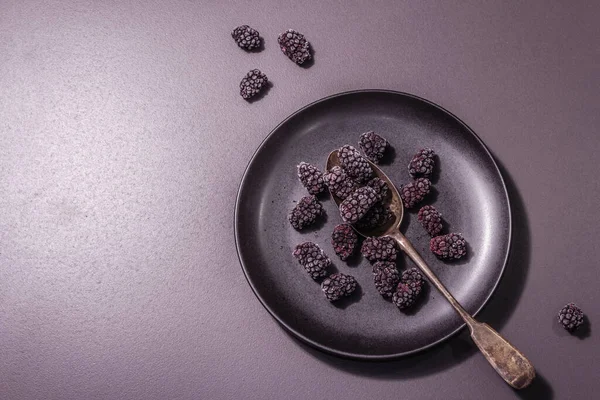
[327,151,535,390]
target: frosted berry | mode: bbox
[231,25,261,50]
[339,186,378,224]
[408,148,436,178]
[321,273,358,301]
[372,261,400,299]
[355,203,392,230]
[430,233,467,260]
[366,177,389,201]
[400,177,431,209]
[293,242,331,280]
[338,145,373,183]
[392,280,423,310]
[277,29,311,65]
[417,205,443,236]
[288,196,324,230]
[297,162,325,195]
[240,69,268,100]
[323,166,356,200]
[558,303,584,332]
[361,236,398,263]
[359,131,388,164]
[331,224,358,261]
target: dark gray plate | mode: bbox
[235,90,511,360]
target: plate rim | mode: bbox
[234,89,512,360]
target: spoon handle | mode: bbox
[388,231,535,389]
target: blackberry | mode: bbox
[361,236,398,263]
[321,273,358,302]
[331,224,358,261]
[231,25,261,50]
[355,203,392,230]
[323,166,356,200]
[297,162,325,195]
[339,186,378,224]
[399,177,431,209]
[558,303,584,332]
[277,29,311,65]
[366,177,389,201]
[392,281,424,310]
[359,131,388,164]
[417,205,443,236]
[338,145,373,183]
[408,148,436,178]
[372,261,400,299]
[240,69,268,100]
[288,196,324,230]
[293,242,331,280]
[401,267,425,287]
[430,233,467,260]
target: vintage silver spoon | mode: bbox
[326,151,535,390]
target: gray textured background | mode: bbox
[0,1,598,399]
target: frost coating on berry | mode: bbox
[399,177,431,209]
[430,233,467,260]
[361,236,398,263]
[558,303,584,332]
[321,273,358,301]
[331,224,358,261]
[392,281,423,310]
[366,177,389,201]
[408,148,436,178]
[338,145,373,183]
[293,242,331,280]
[354,203,392,230]
[339,186,378,224]
[288,196,324,230]
[417,205,443,236]
[231,25,261,50]
[323,166,356,200]
[401,268,425,288]
[277,29,311,65]
[372,261,400,299]
[297,162,325,195]
[359,131,388,164]
[240,69,268,100]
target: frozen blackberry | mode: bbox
[408,148,436,178]
[361,236,398,263]
[355,203,392,230]
[430,233,467,260]
[297,162,325,195]
[401,268,425,287]
[359,131,388,164]
[288,196,324,230]
[339,186,378,224]
[323,166,356,200]
[399,177,431,209]
[417,205,443,236]
[277,29,311,65]
[392,280,424,310]
[558,303,584,332]
[338,145,373,183]
[231,25,261,50]
[372,261,400,299]
[366,177,389,201]
[331,224,358,261]
[240,69,268,100]
[321,273,358,302]
[293,242,331,280]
